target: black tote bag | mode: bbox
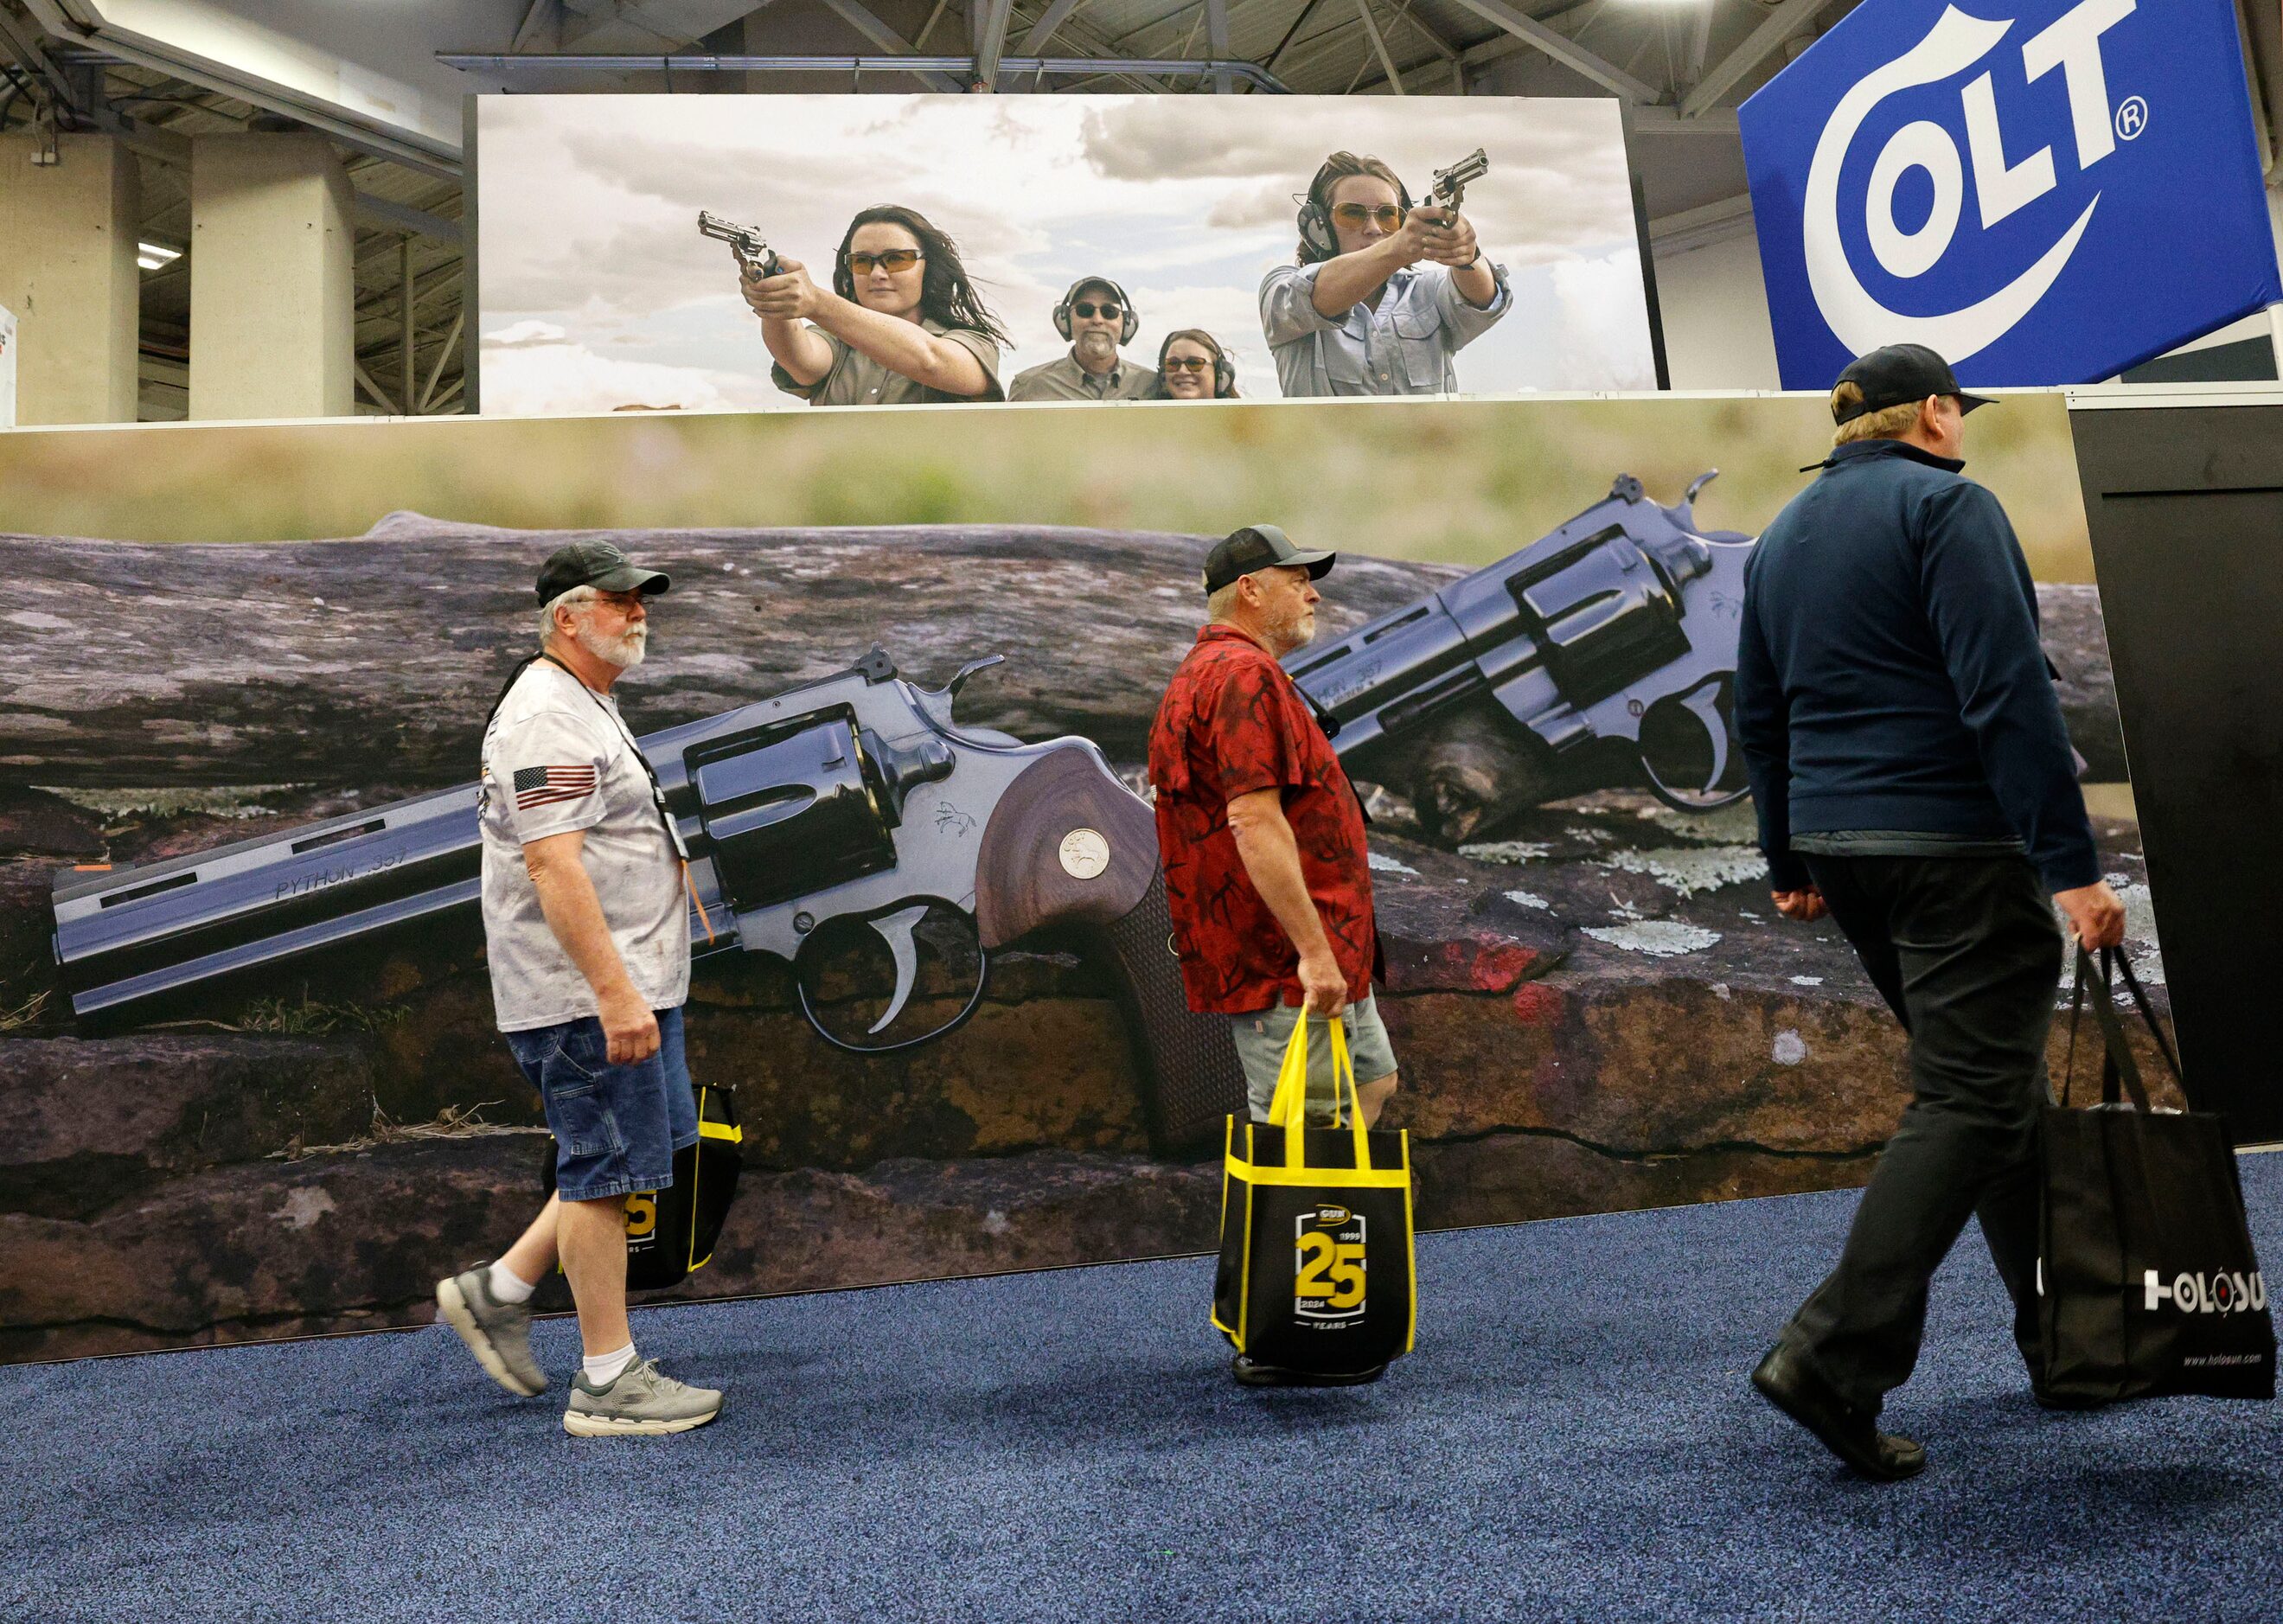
[2037,948,2273,1404]
[1212,1015,1416,1376]
[541,1082,744,1292]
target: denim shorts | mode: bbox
[504,1006,699,1202]
[1227,994,1399,1123]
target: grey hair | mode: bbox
[538,584,600,649]
[1205,580,1244,620]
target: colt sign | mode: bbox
[1740,0,2281,387]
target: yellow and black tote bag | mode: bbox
[1211,1014,1416,1374]
[541,1082,744,1291]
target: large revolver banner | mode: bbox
[0,392,2165,1360]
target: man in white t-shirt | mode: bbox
[434,540,722,1437]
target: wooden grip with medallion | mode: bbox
[975,745,1247,1154]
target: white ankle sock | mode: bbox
[583,1343,637,1387]
[486,1260,536,1305]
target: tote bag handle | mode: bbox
[2057,945,2182,1111]
[1264,1012,1372,1173]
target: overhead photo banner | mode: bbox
[472,93,1659,413]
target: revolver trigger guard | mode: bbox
[791,903,992,1057]
[1640,680,1751,813]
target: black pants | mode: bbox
[1781,854,2065,1413]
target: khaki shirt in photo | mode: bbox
[771,316,1004,406]
[1007,350,1159,403]
[1259,259,1512,398]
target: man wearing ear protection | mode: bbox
[1260,150,1509,398]
[1007,276,1159,402]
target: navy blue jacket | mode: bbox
[1735,438,2099,895]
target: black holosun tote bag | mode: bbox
[2037,947,2273,1404]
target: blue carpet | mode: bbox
[9,1155,2282,1623]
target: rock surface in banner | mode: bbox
[0,515,2126,790]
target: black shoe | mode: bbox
[1750,1345,1926,1481]
[1231,1355,1388,1388]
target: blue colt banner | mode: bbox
[1740,0,2281,388]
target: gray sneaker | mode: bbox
[563,1358,724,1438]
[435,1265,547,1397]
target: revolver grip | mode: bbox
[1084,869,1248,1154]
[975,745,1246,1154]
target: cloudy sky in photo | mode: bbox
[476,94,1655,416]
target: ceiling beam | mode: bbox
[974,0,1016,86]
[352,193,463,247]
[1019,0,1086,52]
[1438,0,1659,102]
[810,0,968,89]
[1681,0,1831,118]
[1353,0,1404,94]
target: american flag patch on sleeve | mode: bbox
[514,764,598,810]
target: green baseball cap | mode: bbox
[534,540,671,605]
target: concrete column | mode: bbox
[0,133,140,425]
[188,132,355,420]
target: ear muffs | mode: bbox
[1297,164,1414,260]
[1053,278,1139,346]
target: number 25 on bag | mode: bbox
[1295,1205,1367,1320]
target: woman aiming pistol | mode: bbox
[737,205,1011,406]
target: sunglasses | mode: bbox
[1162,355,1213,374]
[1072,301,1122,320]
[1331,202,1407,230]
[847,248,924,274]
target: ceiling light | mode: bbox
[137,240,182,272]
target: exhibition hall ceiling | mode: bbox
[3,0,2279,419]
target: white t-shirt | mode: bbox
[478,660,691,1032]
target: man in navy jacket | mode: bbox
[1737,343,2125,1481]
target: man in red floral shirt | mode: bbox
[1148,524,1399,1136]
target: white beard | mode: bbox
[578,620,647,668]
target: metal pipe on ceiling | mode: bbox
[433,51,1290,92]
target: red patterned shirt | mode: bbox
[1147,624,1378,1014]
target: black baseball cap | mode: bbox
[1832,343,1993,424]
[1201,524,1334,597]
[534,540,671,605]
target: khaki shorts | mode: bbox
[1228,994,1399,1124]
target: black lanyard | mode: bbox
[485,652,689,862]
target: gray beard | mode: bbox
[577,622,647,668]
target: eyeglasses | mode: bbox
[847,249,924,274]
[1162,355,1212,374]
[1072,301,1122,320]
[1331,202,1407,230]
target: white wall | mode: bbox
[1653,229,1781,390]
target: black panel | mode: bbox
[2070,402,2283,1141]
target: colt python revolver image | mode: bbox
[51,648,1244,1152]
[1283,473,1755,845]
[1426,148,1488,221]
[698,209,784,279]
